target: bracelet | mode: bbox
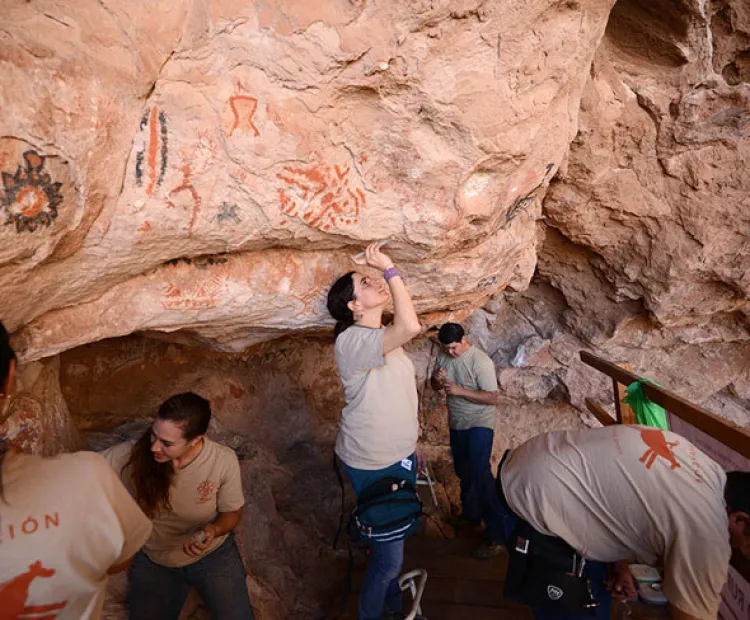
[383,266,402,282]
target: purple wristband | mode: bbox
[384,267,402,282]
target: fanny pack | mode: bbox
[497,451,599,614]
[348,476,422,543]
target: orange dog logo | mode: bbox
[639,429,680,471]
[0,560,67,619]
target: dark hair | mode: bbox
[123,392,211,517]
[327,271,356,339]
[726,471,750,518]
[0,322,15,390]
[438,323,465,345]
[0,321,17,501]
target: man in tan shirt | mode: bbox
[499,425,750,620]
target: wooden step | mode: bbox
[401,552,506,582]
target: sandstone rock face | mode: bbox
[533,0,750,420]
[2,0,750,617]
[0,356,80,456]
[0,0,617,361]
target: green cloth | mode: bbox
[622,378,669,430]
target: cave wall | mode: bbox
[0,0,617,360]
[1,0,749,617]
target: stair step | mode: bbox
[401,553,506,582]
[341,596,532,620]
[405,535,485,557]
[420,600,534,620]
[351,575,510,608]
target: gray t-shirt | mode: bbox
[334,326,419,470]
[437,346,498,430]
[501,425,730,620]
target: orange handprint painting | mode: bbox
[0,560,67,619]
[276,162,366,232]
[639,428,681,471]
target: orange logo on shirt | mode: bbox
[197,480,215,504]
[639,428,680,471]
[0,560,67,619]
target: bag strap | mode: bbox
[329,453,353,620]
[332,453,346,551]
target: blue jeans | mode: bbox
[494,460,612,620]
[342,454,417,620]
[128,533,255,620]
[450,427,508,543]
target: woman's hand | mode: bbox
[352,241,394,271]
[183,523,218,556]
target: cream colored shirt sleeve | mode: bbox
[93,453,153,566]
[662,531,730,620]
[217,449,245,513]
[474,353,498,391]
[335,327,385,379]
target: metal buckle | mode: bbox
[515,536,529,554]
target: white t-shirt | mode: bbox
[334,326,419,470]
[501,425,731,619]
[104,438,245,568]
[0,451,152,620]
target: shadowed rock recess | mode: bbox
[0,0,748,617]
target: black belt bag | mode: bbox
[497,452,599,614]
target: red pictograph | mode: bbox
[276,162,366,232]
[228,96,260,137]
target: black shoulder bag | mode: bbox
[497,452,600,614]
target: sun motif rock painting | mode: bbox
[1,151,63,234]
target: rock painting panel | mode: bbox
[504,162,554,226]
[134,106,168,196]
[213,202,242,227]
[1,151,63,234]
[228,95,261,137]
[161,255,232,311]
[161,274,229,311]
[166,162,201,234]
[276,162,366,231]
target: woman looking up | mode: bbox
[326,242,422,620]
[103,392,254,620]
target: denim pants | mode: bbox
[450,427,508,544]
[128,533,255,620]
[494,459,613,620]
[342,453,417,620]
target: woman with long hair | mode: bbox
[103,392,254,620]
[327,242,422,620]
[0,321,152,619]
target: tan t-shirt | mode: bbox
[437,346,498,430]
[501,425,731,619]
[334,326,419,470]
[0,451,152,620]
[103,438,245,568]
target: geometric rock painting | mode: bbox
[1,151,64,234]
